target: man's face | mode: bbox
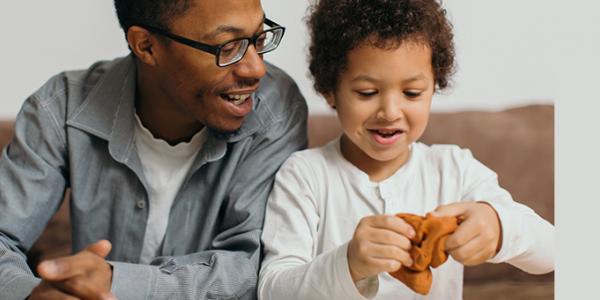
[153,0,267,133]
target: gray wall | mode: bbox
[0,1,587,118]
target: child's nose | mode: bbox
[377,96,405,121]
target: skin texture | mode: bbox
[31,240,115,300]
[431,202,502,266]
[335,40,434,282]
[329,40,501,283]
[30,0,270,298]
[129,0,267,144]
[325,40,434,183]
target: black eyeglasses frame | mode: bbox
[135,18,285,67]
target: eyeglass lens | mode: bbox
[218,29,282,66]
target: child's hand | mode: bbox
[431,202,502,266]
[347,215,416,282]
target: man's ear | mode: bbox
[126,26,157,66]
[323,92,336,109]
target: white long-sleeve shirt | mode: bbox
[258,138,554,300]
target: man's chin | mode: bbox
[207,121,244,139]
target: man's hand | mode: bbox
[431,201,502,266]
[347,215,415,282]
[30,240,116,300]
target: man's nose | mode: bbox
[233,45,267,80]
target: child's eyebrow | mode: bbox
[351,74,427,84]
[401,74,427,84]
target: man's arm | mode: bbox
[109,93,308,299]
[0,93,69,299]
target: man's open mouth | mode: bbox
[221,93,251,106]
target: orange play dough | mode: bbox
[388,213,459,295]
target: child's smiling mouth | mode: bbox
[368,128,406,145]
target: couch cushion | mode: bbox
[0,121,14,149]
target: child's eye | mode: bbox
[404,90,422,98]
[356,90,378,97]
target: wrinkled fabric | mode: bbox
[0,54,308,300]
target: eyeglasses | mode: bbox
[137,18,285,67]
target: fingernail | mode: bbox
[101,293,117,300]
[409,228,416,238]
[40,261,57,275]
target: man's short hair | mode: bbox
[114,0,194,32]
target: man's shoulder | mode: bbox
[32,56,129,116]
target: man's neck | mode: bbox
[135,66,204,145]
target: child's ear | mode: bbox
[323,92,336,109]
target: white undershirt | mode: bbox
[133,114,206,264]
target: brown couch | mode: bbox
[0,104,554,299]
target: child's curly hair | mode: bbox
[307,0,455,95]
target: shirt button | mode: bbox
[136,200,146,209]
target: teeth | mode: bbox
[376,129,400,137]
[224,94,250,105]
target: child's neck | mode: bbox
[340,135,411,183]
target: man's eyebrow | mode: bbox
[203,25,243,40]
[202,14,266,40]
[351,75,379,83]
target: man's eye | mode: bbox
[220,44,238,57]
[256,37,266,47]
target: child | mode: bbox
[258,0,554,299]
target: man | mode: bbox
[0,0,307,299]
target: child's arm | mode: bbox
[433,148,554,274]
[258,154,415,300]
[257,155,362,300]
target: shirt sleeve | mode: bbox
[0,93,68,299]
[459,148,554,274]
[258,155,376,300]
[109,94,308,300]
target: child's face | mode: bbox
[327,40,435,174]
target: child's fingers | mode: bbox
[369,215,416,239]
[368,229,412,250]
[431,202,473,218]
[368,243,414,267]
[447,234,480,263]
[444,217,479,251]
[368,257,405,273]
[448,235,492,266]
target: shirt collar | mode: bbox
[66,54,266,164]
[67,54,137,163]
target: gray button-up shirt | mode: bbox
[0,55,308,299]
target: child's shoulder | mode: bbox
[281,139,340,171]
[413,142,478,166]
